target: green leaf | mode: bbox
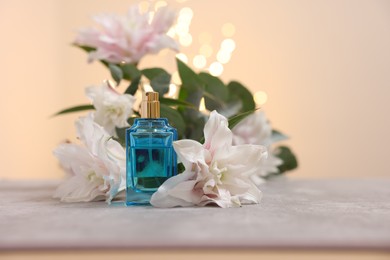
[271,129,289,143]
[151,73,171,96]
[159,97,196,109]
[228,109,258,129]
[121,63,141,81]
[109,64,123,85]
[177,58,204,93]
[185,113,206,142]
[125,76,141,95]
[199,72,229,111]
[127,117,138,125]
[114,127,127,147]
[227,81,255,113]
[73,44,109,68]
[177,162,185,174]
[142,68,169,79]
[142,68,171,96]
[178,87,204,110]
[74,44,96,53]
[176,58,205,139]
[115,117,139,146]
[52,104,94,117]
[275,146,298,174]
[160,104,186,138]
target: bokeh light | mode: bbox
[167,27,176,37]
[222,23,236,37]
[254,91,268,106]
[209,62,224,76]
[172,71,182,85]
[199,44,213,57]
[176,53,189,63]
[198,32,212,44]
[148,11,155,23]
[193,55,207,69]
[179,33,193,46]
[167,84,178,97]
[216,50,231,64]
[138,1,150,13]
[154,0,167,11]
[221,39,236,52]
[179,7,194,23]
[199,97,206,111]
[143,83,154,92]
[175,24,189,36]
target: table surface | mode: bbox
[1,178,389,251]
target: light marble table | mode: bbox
[0,178,389,251]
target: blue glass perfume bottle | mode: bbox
[126,92,177,205]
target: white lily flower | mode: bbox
[150,111,267,208]
[53,115,126,203]
[232,111,272,146]
[232,111,283,181]
[74,6,178,64]
[86,81,135,135]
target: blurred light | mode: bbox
[134,90,144,110]
[199,44,213,57]
[167,84,178,97]
[172,71,182,85]
[199,97,206,111]
[178,7,193,23]
[221,23,236,37]
[198,32,212,44]
[106,79,117,88]
[179,34,192,46]
[138,1,150,13]
[148,11,155,23]
[175,24,189,36]
[143,83,154,92]
[154,0,167,11]
[209,62,224,76]
[216,50,231,64]
[221,39,236,52]
[178,16,192,25]
[254,91,268,106]
[176,53,188,63]
[193,55,207,69]
[167,28,176,37]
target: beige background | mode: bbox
[0,0,389,180]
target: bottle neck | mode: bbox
[134,117,168,125]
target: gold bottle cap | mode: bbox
[141,92,160,118]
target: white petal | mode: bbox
[232,111,273,146]
[239,184,263,205]
[151,6,177,33]
[53,174,105,202]
[85,83,136,135]
[75,114,108,154]
[53,144,91,175]
[150,171,196,208]
[203,110,232,154]
[250,175,266,186]
[173,139,207,170]
[198,189,241,208]
[216,144,268,177]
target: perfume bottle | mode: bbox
[126,92,177,205]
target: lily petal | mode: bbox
[150,171,196,208]
[173,139,207,169]
[203,110,232,155]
